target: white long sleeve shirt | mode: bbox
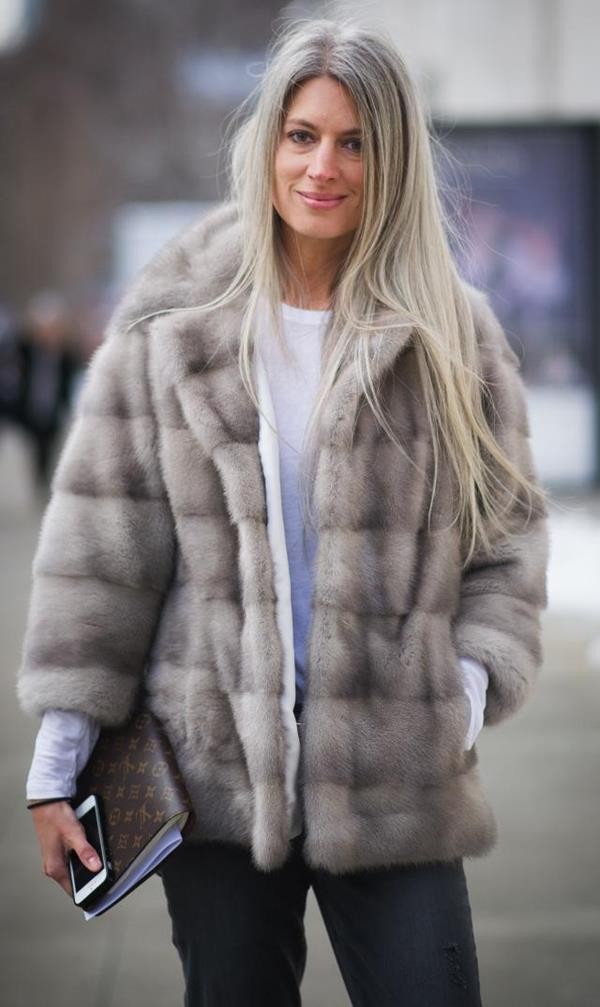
[26,301,488,801]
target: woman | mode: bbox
[19,17,549,1007]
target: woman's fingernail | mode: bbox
[87,855,101,868]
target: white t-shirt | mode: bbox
[258,300,331,704]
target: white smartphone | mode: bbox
[68,794,112,907]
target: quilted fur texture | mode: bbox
[18,202,549,873]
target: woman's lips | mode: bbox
[296,191,347,210]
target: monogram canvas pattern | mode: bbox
[75,708,193,880]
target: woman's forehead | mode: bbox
[283,76,360,129]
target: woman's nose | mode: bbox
[307,141,339,181]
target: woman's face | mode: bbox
[273,76,364,245]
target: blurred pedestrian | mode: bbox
[9,292,80,494]
[18,17,549,1007]
[0,305,21,423]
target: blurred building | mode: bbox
[0,0,286,306]
[1,0,599,487]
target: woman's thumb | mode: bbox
[68,824,102,871]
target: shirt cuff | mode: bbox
[26,709,101,801]
[458,656,489,750]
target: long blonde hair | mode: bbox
[142,16,548,567]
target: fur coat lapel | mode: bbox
[139,206,417,864]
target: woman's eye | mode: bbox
[288,130,313,144]
[285,130,362,152]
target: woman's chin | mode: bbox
[282,213,354,244]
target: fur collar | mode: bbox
[114,201,417,452]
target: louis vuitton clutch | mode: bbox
[73,705,194,918]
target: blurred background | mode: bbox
[1,1,598,1005]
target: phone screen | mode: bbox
[71,805,104,893]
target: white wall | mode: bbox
[337,0,600,118]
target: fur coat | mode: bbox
[17,202,549,873]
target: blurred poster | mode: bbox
[440,126,596,390]
[112,201,211,289]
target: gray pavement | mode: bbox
[1,429,599,1007]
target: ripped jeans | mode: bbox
[159,833,483,1007]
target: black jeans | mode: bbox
[159,831,482,1007]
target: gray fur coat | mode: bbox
[18,203,549,873]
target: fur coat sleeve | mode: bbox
[16,315,176,725]
[453,292,550,726]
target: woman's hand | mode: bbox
[30,801,102,898]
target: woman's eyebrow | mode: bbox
[285,117,362,136]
